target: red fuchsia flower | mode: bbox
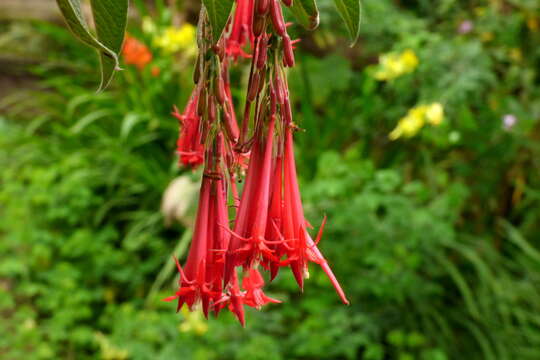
[224,115,279,284]
[164,137,233,318]
[214,268,280,326]
[281,127,349,305]
[263,154,286,281]
[216,270,247,325]
[172,90,204,168]
[226,0,255,58]
[122,34,153,70]
[163,177,217,316]
[165,0,349,326]
[242,268,281,308]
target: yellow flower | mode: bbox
[401,49,419,69]
[389,106,426,140]
[425,103,444,126]
[154,24,196,53]
[389,103,445,140]
[374,49,419,81]
[179,306,208,335]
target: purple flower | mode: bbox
[502,114,517,130]
[458,20,474,34]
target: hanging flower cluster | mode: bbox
[166,0,349,326]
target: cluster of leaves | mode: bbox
[1,0,540,359]
[56,0,360,89]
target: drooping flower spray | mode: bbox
[166,0,349,325]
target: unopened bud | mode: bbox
[257,0,270,15]
[223,108,239,142]
[256,37,268,68]
[270,0,286,36]
[247,72,261,102]
[283,97,293,125]
[253,14,266,37]
[274,76,285,104]
[283,35,295,67]
[197,89,206,117]
[208,96,217,123]
[270,87,277,115]
[215,75,226,105]
[193,56,201,84]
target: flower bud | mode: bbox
[281,0,293,7]
[215,75,226,105]
[256,37,268,69]
[270,87,277,115]
[208,95,217,123]
[270,0,286,36]
[247,72,261,102]
[257,0,270,15]
[223,108,239,142]
[283,96,293,125]
[197,88,206,117]
[193,56,201,84]
[258,71,266,94]
[253,14,266,37]
[274,76,285,104]
[283,35,295,67]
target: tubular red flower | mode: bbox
[242,268,281,308]
[227,0,255,59]
[281,128,349,304]
[224,115,279,283]
[163,178,218,316]
[173,90,204,168]
[164,140,233,317]
[166,0,349,325]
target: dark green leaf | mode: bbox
[56,0,128,90]
[290,0,319,30]
[202,0,234,44]
[91,0,129,90]
[332,0,361,45]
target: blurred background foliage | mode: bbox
[1,0,540,359]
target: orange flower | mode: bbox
[122,34,152,70]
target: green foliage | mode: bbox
[202,0,235,44]
[291,0,320,30]
[56,0,128,90]
[2,0,540,359]
[331,0,362,44]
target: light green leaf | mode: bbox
[70,109,113,133]
[290,0,319,30]
[332,0,361,45]
[202,0,234,44]
[56,0,128,90]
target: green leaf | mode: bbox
[91,0,129,90]
[56,0,128,90]
[290,0,319,30]
[332,0,361,45]
[202,0,234,44]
